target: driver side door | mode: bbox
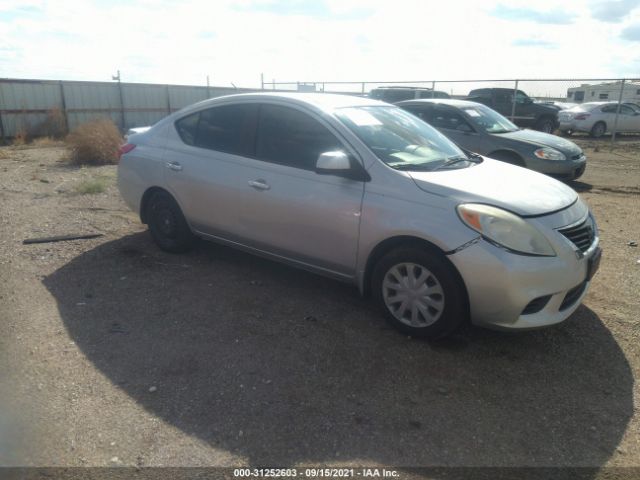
[239,103,365,278]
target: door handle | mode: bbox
[248,180,270,191]
[166,161,183,171]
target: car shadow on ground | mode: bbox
[43,232,633,469]
[567,180,593,193]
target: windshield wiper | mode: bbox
[391,163,435,171]
[433,154,482,172]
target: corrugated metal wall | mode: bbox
[0,78,259,140]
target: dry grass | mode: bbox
[66,119,122,165]
[31,137,64,147]
[42,108,67,138]
[74,177,109,195]
[0,149,10,159]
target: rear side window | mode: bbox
[175,112,200,145]
[195,104,257,156]
[256,104,343,170]
[402,105,433,122]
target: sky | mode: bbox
[0,0,639,92]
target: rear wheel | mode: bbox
[372,247,467,338]
[590,121,606,138]
[535,117,556,134]
[146,190,195,253]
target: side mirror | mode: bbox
[315,151,370,181]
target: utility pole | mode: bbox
[112,70,125,131]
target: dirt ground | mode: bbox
[0,139,639,474]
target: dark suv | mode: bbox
[369,86,450,103]
[467,88,559,133]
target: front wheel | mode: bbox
[590,122,606,138]
[372,247,468,338]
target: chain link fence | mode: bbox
[262,78,640,143]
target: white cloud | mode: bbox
[0,0,637,94]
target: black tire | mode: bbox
[488,150,525,167]
[535,117,556,134]
[372,247,468,338]
[590,121,606,138]
[146,190,196,253]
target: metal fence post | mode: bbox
[361,82,365,95]
[59,81,69,134]
[611,79,626,145]
[166,85,171,115]
[510,79,519,121]
[431,80,436,98]
[260,73,264,91]
[0,82,6,144]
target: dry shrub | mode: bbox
[66,119,122,165]
[13,127,29,146]
[42,108,67,138]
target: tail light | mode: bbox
[574,113,590,120]
[118,143,136,160]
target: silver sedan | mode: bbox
[559,102,640,137]
[118,93,601,338]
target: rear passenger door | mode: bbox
[241,103,365,277]
[163,103,261,240]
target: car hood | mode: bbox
[494,129,582,155]
[409,158,578,216]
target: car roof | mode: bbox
[396,98,484,108]
[371,86,433,91]
[181,92,387,114]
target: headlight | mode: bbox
[457,204,556,256]
[534,147,566,161]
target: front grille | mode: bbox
[559,282,588,311]
[558,216,595,253]
[522,295,552,315]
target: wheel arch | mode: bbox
[362,235,469,307]
[487,149,525,166]
[139,186,171,224]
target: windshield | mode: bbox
[335,106,471,171]
[460,104,519,134]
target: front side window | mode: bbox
[514,91,530,104]
[402,105,433,122]
[461,104,518,134]
[336,106,471,171]
[430,108,475,132]
[256,104,344,170]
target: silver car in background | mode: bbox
[118,93,601,338]
[559,102,640,137]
